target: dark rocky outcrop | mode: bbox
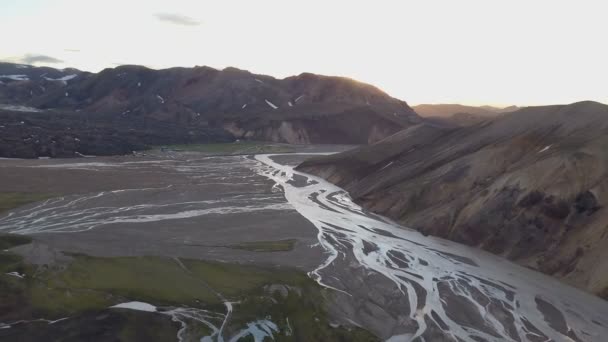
[298,101,608,298]
[0,109,233,158]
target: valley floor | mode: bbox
[0,147,607,341]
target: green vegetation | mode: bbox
[44,256,220,307]
[0,234,32,274]
[0,192,53,214]
[227,239,297,252]
[183,258,309,298]
[1,240,378,341]
[155,141,295,155]
[0,252,25,273]
[0,233,32,250]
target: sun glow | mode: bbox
[1,0,606,106]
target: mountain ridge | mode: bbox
[0,62,419,158]
[413,103,520,127]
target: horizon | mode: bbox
[1,0,607,107]
[4,59,606,109]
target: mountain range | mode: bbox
[0,62,419,158]
[298,100,608,298]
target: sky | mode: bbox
[0,0,606,106]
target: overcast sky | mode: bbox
[1,0,606,106]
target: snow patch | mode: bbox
[288,101,293,107]
[111,302,157,312]
[294,95,305,103]
[538,145,552,153]
[0,75,29,81]
[265,100,278,110]
[254,78,264,84]
[156,95,165,104]
[242,104,248,109]
[43,74,77,82]
[0,104,41,112]
[6,272,25,279]
[137,82,141,87]
[379,161,394,171]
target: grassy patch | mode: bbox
[28,283,112,317]
[0,252,25,273]
[156,141,295,155]
[0,234,31,273]
[0,192,54,214]
[183,259,309,298]
[2,253,379,341]
[227,239,297,252]
[229,282,378,342]
[0,233,32,250]
[43,256,220,308]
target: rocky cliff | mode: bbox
[298,101,608,298]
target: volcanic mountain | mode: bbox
[298,101,608,298]
[0,63,419,158]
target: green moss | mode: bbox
[28,284,111,316]
[227,239,297,252]
[0,192,54,214]
[0,233,33,250]
[183,259,309,298]
[44,256,220,307]
[226,280,379,342]
[0,252,25,273]
[3,253,378,341]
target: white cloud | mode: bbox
[154,13,201,26]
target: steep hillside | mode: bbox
[414,103,519,117]
[414,103,519,127]
[0,63,419,157]
[298,101,608,298]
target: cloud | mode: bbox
[19,54,64,64]
[64,49,80,53]
[155,13,201,26]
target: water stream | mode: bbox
[252,154,608,342]
[1,153,607,341]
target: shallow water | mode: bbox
[253,153,608,342]
[2,153,608,341]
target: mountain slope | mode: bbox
[414,103,519,127]
[298,101,608,298]
[0,63,419,158]
[414,103,519,117]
